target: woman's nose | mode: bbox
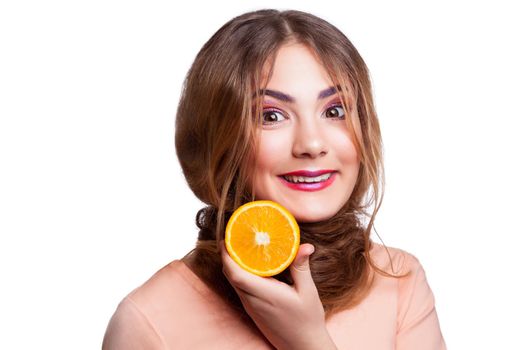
[291,118,328,159]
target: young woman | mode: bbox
[103,9,446,349]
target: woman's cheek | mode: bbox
[256,131,290,169]
[332,129,359,163]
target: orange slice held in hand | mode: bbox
[225,200,300,277]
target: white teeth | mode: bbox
[283,173,332,183]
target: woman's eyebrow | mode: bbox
[318,85,341,99]
[254,85,341,103]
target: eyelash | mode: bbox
[261,104,346,125]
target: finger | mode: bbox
[220,240,287,297]
[220,240,265,292]
[290,243,317,295]
[230,283,272,314]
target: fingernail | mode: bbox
[307,245,315,255]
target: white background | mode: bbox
[1,0,524,349]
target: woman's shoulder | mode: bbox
[103,259,184,349]
[369,242,445,347]
[125,258,212,309]
[369,241,422,276]
[103,258,215,349]
[104,258,274,349]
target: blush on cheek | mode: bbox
[256,133,289,170]
[333,133,359,160]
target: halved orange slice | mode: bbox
[225,200,300,277]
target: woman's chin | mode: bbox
[292,209,337,224]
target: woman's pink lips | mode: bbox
[278,172,336,192]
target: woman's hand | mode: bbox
[220,240,338,350]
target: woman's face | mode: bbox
[250,43,361,223]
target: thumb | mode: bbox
[290,243,316,294]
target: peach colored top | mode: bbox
[102,243,446,349]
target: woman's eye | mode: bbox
[261,110,286,124]
[325,105,345,119]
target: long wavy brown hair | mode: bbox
[175,9,405,321]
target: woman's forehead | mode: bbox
[248,45,356,104]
